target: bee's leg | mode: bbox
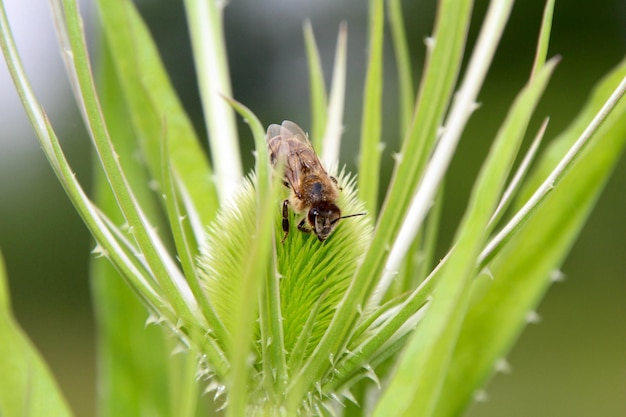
[330,176,343,191]
[282,180,290,188]
[297,218,312,233]
[281,199,290,244]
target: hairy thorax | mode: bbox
[290,176,339,213]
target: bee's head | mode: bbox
[309,203,342,242]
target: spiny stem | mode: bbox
[479,73,626,266]
[372,0,514,305]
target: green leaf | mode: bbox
[0,251,73,417]
[91,260,173,417]
[434,58,626,417]
[531,0,555,78]
[99,2,230,383]
[320,22,347,168]
[291,0,475,398]
[388,0,414,132]
[91,43,177,417]
[183,0,243,202]
[51,0,200,327]
[96,0,218,228]
[2,0,167,316]
[303,20,328,150]
[357,0,384,217]
[372,53,557,417]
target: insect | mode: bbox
[266,120,365,243]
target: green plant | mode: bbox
[1,0,625,416]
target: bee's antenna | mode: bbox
[331,212,366,225]
[340,212,367,220]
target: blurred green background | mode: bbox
[0,0,624,416]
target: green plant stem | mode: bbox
[321,22,347,168]
[357,0,384,217]
[388,0,414,132]
[52,0,201,325]
[373,57,557,417]
[488,118,548,228]
[183,0,242,202]
[303,20,328,150]
[479,73,626,267]
[374,0,514,304]
[287,0,474,401]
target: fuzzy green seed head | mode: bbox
[197,168,372,406]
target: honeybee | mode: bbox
[266,120,365,242]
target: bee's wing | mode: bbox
[280,121,309,142]
[267,121,326,194]
[280,121,327,191]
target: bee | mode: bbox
[266,120,365,243]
